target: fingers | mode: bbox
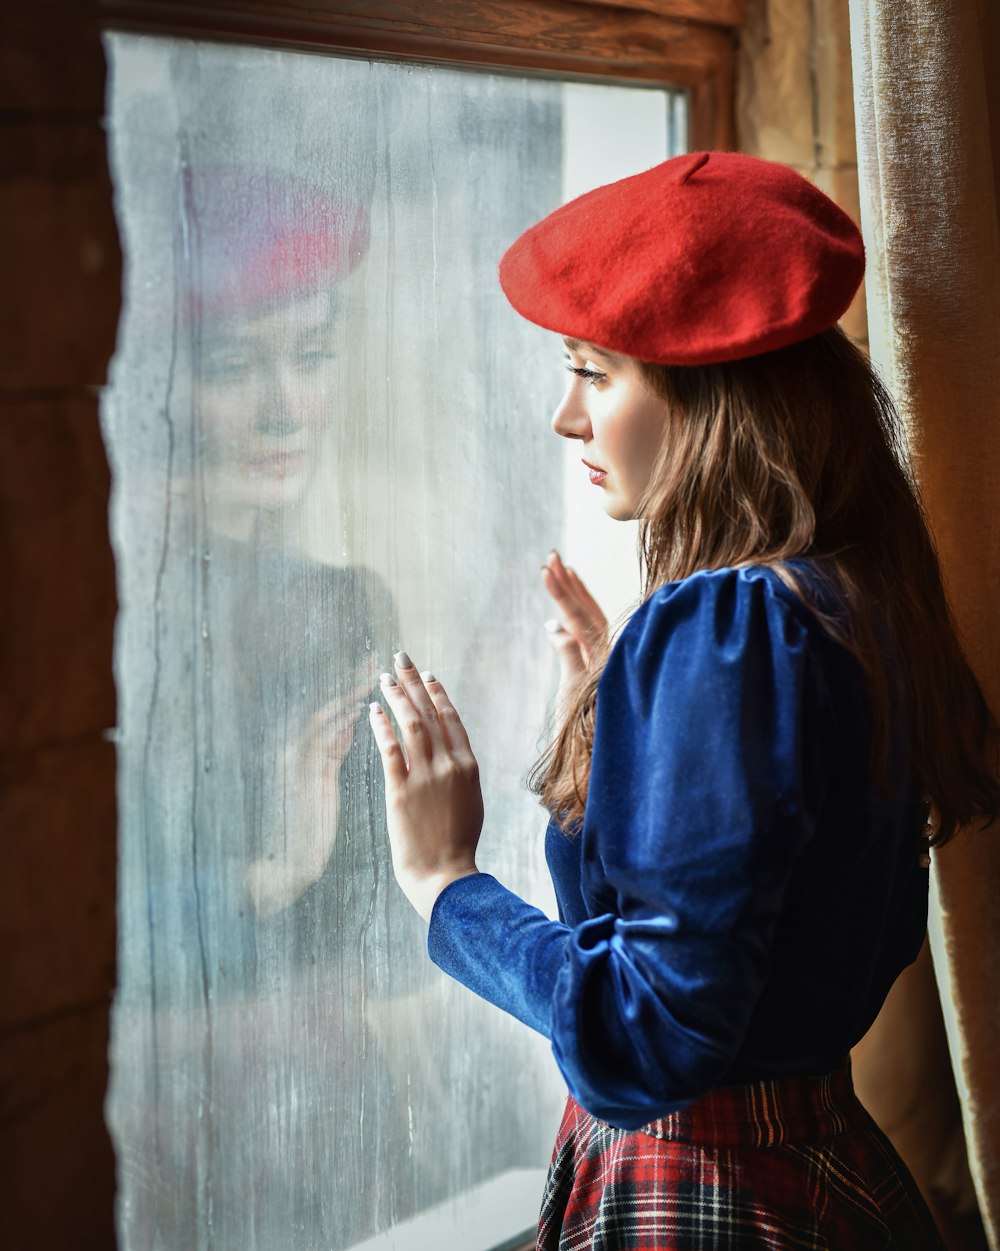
[368,658,475,776]
[372,651,450,766]
[368,698,408,787]
[563,566,607,632]
[541,566,583,636]
[545,618,586,680]
[391,651,450,754]
[557,568,606,639]
[541,550,607,643]
[541,549,572,602]
[420,672,474,757]
[307,680,376,745]
[359,652,381,683]
[297,705,363,778]
[306,655,381,735]
[289,675,378,776]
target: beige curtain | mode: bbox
[848,0,1000,1245]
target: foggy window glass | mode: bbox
[102,34,682,1250]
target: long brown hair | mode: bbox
[530,325,999,846]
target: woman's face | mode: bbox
[552,337,668,521]
[192,290,338,523]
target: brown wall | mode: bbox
[0,3,120,1247]
[737,0,867,347]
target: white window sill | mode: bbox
[345,1168,545,1251]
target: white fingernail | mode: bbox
[545,618,566,634]
[369,702,383,715]
[380,672,398,687]
[420,670,436,683]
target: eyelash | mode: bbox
[564,363,607,385]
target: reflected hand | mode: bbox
[368,653,482,922]
[246,658,378,918]
[541,549,608,708]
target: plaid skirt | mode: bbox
[536,1062,944,1250]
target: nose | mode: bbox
[252,366,303,437]
[550,384,592,442]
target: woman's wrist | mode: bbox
[246,856,324,918]
[399,864,480,923]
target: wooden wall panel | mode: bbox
[0,398,115,752]
[0,2,119,1249]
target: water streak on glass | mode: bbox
[103,35,677,1249]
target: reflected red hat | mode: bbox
[182,165,370,323]
[498,151,865,365]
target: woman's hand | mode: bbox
[369,652,482,921]
[246,660,377,918]
[541,550,608,711]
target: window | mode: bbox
[102,32,681,1249]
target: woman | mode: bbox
[367,151,999,1247]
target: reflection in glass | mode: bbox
[104,35,677,1249]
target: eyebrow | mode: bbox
[202,316,338,352]
[562,337,616,361]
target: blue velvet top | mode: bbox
[427,565,929,1130]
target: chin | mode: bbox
[603,497,637,523]
[250,474,310,510]
[210,466,312,515]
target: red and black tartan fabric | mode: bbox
[536,1062,944,1250]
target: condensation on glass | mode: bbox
[102,34,682,1250]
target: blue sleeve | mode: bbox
[428,568,834,1128]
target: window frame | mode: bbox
[98,0,742,149]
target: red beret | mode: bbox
[498,151,865,365]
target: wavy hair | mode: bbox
[529,325,999,846]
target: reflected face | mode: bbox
[552,338,668,521]
[194,290,338,514]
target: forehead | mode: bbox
[202,289,337,348]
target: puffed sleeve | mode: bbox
[428,568,836,1127]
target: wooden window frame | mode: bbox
[98,0,743,150]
